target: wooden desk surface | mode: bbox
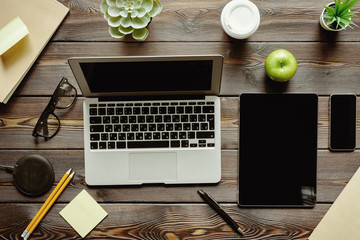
[1,0,360,239]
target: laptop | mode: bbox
[68,55,223,185]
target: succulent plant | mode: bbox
[323,0,359,29]
[100,0,162,41]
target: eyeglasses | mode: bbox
[32,77,77,139]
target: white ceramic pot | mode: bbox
[221,0,260,39]
[320,2,345,31]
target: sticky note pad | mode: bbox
[0,16,29,55]
[59,190,108,238]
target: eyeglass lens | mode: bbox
[34,113,60,137]
[55,80,77,109]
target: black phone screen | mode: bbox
[239,94,318,207]
[330,94,357,151]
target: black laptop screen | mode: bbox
[80,60,213,93]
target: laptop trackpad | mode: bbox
[129,152,177,181]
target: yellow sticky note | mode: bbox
[0,16,29,55]
[59,190,108,238]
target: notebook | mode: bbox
[69,55,223,185]
[309,166,360,240]
[0,0,68,104]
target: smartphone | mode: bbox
[329,94,357,152]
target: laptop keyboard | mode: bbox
[88,100,217,150]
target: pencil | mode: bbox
[23,171,75,240]
[21,168,72,238]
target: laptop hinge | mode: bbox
[98,95,206,102]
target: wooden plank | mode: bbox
[12,42,360,96]
[0,203,330,239]
[0,149,359,203]
[53,0,360,42]
[1,97,359,149]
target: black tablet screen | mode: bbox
[239,93,317,207]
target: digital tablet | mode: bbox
[238,93,318,207]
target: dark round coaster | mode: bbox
[13,154,54,197]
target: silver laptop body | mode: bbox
[69,55,223,185]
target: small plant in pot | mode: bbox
[100,0,162,41]
[320,0,359,31]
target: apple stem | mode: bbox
[280,60,284,68]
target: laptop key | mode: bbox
[133,107,141,114]
[89,108,97,115]
[129,116,137,123]
[98,108,106,115]
[127,133,135,140]
[168,107,175,114]
[105,125,113,132]
[101,133,108,140]
[90,134,100,141]
[159,107,167,114]
[201,123,208,130]
[118,133,126,140]
[196,131,215,138]
[142,107,149,114]
[116,141,126,148]
[162,132,169,139]
[170,132,178,139]
[138,116,145,123]
[116,107,123,115]
[181,140,189,147]
[131,124,139,131]
[128,141,169,148]
[110,133,117,140]
[144,132,152,139]
[171,140,180,147]
[198,114,206,122]
[114,125,121,132]
[203,106,214,113]
[103,116,110,123]
[136,133,143,140]
[149,124,156,131]
[122,124,130,132]
[90,142,98,149]
[108,142,115,149]
[153,132,161,139]
[107,108,115,115]
[99,142,107,149]
[111,116,119,123]
[124,107,132,115]
[164,115,171,122]
[140,124,147,131]
[90,117,101,124]
[90,125,104,132]
[120,116,128,123]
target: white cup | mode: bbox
[221,0,260,39]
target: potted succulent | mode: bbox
[100,0,162,41]
[320,0,359,31]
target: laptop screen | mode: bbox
[80,60,213,93]
[68,55,223,97]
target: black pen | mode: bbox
[197,189,244,235]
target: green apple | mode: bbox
[265,49,297,82]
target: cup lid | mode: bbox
[221,0,260,39]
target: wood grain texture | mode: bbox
[53,0,360,42]
[0,203,329,240]
[1,0,360,238]
[11,42,360,96]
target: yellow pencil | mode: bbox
[23,171,75,240]
[21,168,72,238]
